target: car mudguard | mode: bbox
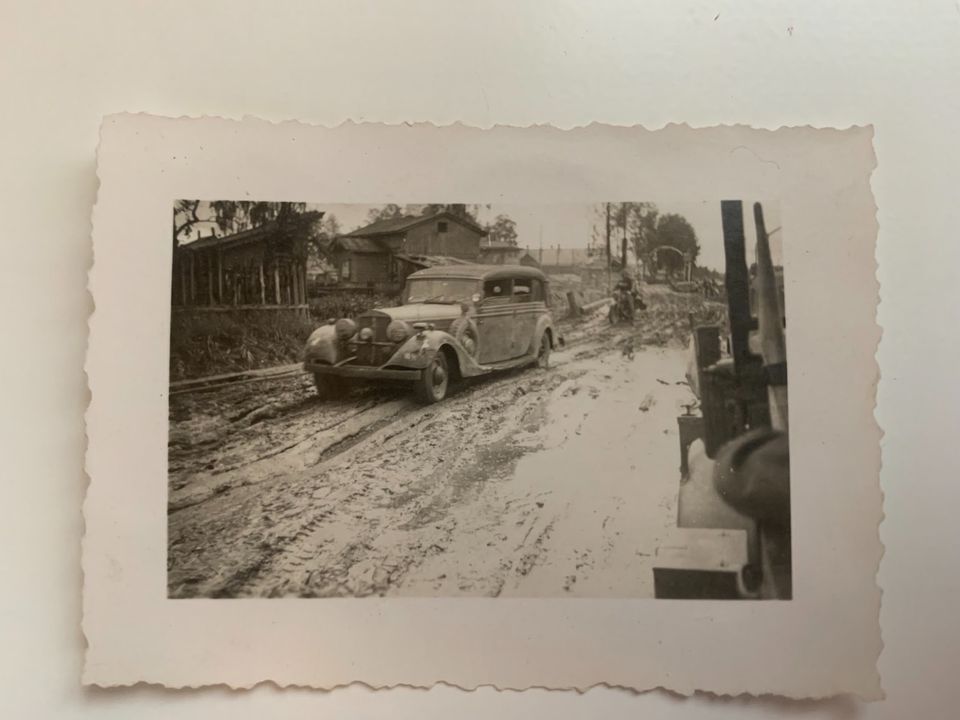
[386,330,487,377]
[303,325,339,365]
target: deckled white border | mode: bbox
[84,115,882,698]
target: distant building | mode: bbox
[319,211,488,292]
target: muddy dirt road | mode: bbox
[168,293,714,598]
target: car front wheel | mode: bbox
[414,352,449,404]
[313,372,348,399]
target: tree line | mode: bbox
[593,202,700,272]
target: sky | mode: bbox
[180,200,782,273]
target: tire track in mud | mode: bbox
[167,320,644,598]
[170,363,579,598]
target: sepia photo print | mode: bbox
[167,198,791,600]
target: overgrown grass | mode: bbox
[169,312,315,381]
[169,292,401,381]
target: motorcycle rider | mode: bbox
[614,269,638,321]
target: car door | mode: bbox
[510,277,539,357]
[476,278,514,364]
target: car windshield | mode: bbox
[404,278,478,304]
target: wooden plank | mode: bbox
[169,362,305,391]
[274,264,281,304]
[259,261,266,304]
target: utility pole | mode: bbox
[621,204,628,269]
[605,202,611,292]
[538,224,543,265]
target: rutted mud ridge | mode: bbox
[168,290,718,598]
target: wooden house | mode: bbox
[321,211,488,292]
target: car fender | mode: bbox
[533,315,557,349]
[388,330,480,375]
[303,325,339,365]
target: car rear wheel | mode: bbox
[414,352,449,404]
[536,333,551,369]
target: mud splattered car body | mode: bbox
[304,265,557,403]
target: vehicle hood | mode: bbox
[369,304,465,323]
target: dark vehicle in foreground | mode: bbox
[304,265,558,403]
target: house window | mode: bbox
[437,221,448,233]
[340,258,352,280]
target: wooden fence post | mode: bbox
[189,253,196,305]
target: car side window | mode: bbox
[483,279,512,305]
[512,280,532,302]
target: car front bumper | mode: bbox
[304,358,421,381]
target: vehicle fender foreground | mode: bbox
[304,324,339,365]
[533,315,556,350]
[387,329,481,378]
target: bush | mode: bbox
[308,291,400,321]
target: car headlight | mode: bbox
[386,319,413,343]
[358,326,374,341]
[334,318,357,340]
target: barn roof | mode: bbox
[347,210,487,238]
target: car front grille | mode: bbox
[345,343,396,366]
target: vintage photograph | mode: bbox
[167,198,790,600]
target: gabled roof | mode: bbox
[347,210,487,238]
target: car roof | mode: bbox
[407,264,548,282]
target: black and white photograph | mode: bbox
[167,198,790,600]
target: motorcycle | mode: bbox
[608,286,646,325]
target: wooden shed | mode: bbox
[172,221,311,314]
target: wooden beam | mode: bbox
[259,261,266,304]
[217,249,223,304]
[274,264,281,304]
[207,255,214,306]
